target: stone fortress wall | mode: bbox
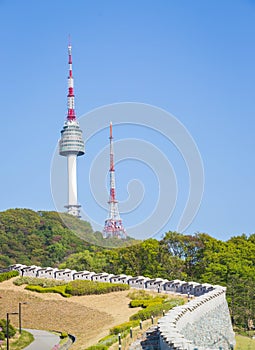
[159,287,235,350]
[8,264,235,349]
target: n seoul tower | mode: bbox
[59,43,85,218]
[103,122,126,239]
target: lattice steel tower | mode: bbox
[103,122,126,239]
[59,43,85,218]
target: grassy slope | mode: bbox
[235,335,255,350]
[8,330,34,350]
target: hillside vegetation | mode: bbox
[60,231,255,332]
[0,208,254,332]
[0,208,133,267]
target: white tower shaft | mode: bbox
[67,154,78,207]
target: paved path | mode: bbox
[23,329,60,350]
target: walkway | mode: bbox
[23,329,60,350]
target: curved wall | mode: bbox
[158,287,235,350]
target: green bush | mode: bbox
[98,334,118,347]
[65,280,129,296]
[130,299,184,321]
[0,319,16,338]
[141,301,161,309]
[129,297,166,308]
[21,279,129,297]
[127,290,153,300]
[25,285,71,297]
[85,345,108,350]
[60,331,68,338]
[129,299,147,308]
[129,304,161,321]
[109,320,140,335]
[0,270,19,282]
[13,276,67,287]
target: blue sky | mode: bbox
[1,0,255,241]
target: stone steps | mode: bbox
[129,326,159,350]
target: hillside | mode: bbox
[0,278,139,350]
[0,208,134,268]
[0,208,255,333]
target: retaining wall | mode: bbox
[158,287,235,350]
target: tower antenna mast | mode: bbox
[103,122,126,239]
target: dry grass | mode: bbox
[0,278,139,350]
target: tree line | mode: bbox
[60,231,255,331]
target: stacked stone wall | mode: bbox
[158,288,235,350]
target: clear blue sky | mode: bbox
[1,0,255,241]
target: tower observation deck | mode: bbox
[59,43,85,218]
[103,122,126,239]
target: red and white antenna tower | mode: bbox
[103,122,126,239]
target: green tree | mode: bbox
[0,319,16,338]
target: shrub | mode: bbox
[129,299,147,308]
[127,290,153,300]
[65,280,129,296]
[130,299,184,321]
[0,319,16,338]
[60,331,68,338]
[25,285,71,297]
[98,334,118,347]
[0,270,19,282]
[22,279,129,297]
[129,304,162,321]
[109,320,140,335]
[13,276,67,287]
[85,345,108,350]
[129,297,166,308]
[142,301,161,309]
[13,277,30,286]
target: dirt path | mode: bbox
[0,278,139,349]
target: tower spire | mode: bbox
[103,122,126,239]
[67,41,76,121]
